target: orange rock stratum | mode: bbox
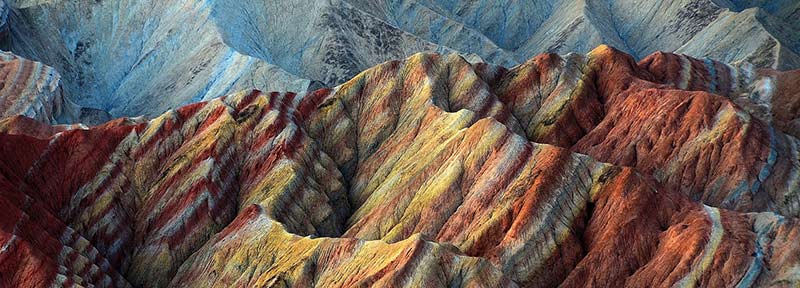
[1,46,799,287]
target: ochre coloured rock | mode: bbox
[639,51,800,138]
[497,46,800,216]
[0,47,799,287]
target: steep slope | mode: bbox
[726,0,800,31]
[0,48,799,287]
[3,0,798,120]
[515,0,630,57]
[676,8,800,70]
[605,0,724,58]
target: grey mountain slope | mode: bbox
[727,0,800,31]
[5,0,466,117]
[607,0,725,58]
[516,0,631,58]
[358,0,556,51]
[6,0,313,117]
[340,0,521,65]
[2,0,798,119]
[676,8,800,70]
[211,0,459,86]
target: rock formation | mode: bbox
[0,47,798,287]
[2,0,798,119]
[0,50,113,125]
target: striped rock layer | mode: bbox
[0,51,110,125]
[0,51,75,124]
[0,47,799,287]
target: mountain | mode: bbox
[0,46,798,287]
[2,0,798,119]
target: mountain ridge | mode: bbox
[0,46,799,287]
[2,0,799,119]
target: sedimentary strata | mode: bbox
[0,47,798,287]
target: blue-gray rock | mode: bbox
[2,0,798,119]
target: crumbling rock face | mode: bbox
[0,47,799,287]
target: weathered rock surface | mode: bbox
[2,0,798,119]
[0,47,799,287]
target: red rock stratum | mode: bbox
[0,46,798,287]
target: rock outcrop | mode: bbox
[0,51,111,125]
[0,47,798,287]
[2,0,798,119]
[495,46,800,216]
[639,51,800,138]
